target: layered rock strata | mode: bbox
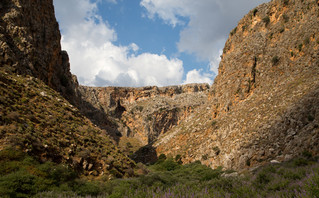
[78,84,210,145]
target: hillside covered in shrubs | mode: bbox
[0,69,136,180]
[1,148,318,197]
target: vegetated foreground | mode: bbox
[1,148,319,198]
[1,0,319,197]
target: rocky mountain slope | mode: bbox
[0,0,135,178]
[153,0,319,170]
[1,0,318,175]
[0,0,77,102]
[0,69,135,177]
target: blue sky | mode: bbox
[101,1,209,80]
[53,0,268,87]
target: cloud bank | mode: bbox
[54,0,268,87]
[54,0,184,87]
[141,0,269,74]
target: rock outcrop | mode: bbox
[154,0,319,170]
[0,0,135,178]
[0,0,77,102]
[78,84,210,145]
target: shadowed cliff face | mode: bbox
[0,0,136,178]
[154,0,319,170]
[0,0,78,102]
[78,84,210,146]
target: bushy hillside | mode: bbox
[5,154,317,198]
[0,68,135,179]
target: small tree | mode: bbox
[263,16,270,26]
[272,56,280,65]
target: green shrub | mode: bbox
[282,0,289,6]
[0,170,37,197]
[272,56,280,65]
[0,148,25,161]
[283,14,289,23]
[213,146,221,155]
[139,173,163,186]
[230,27,237,36]
[200,168,221,181]
[304,37,310,45]
[298,43,303,51]
[263,16,270,26]
[175,154,182,162]
[211,120,217,127]
[282,169,304,180]
[73,180,102,196]
[175,154,182,164]
[38,162,77,184]
[156,154,167,164]
[160,159,180,171]
[253,9,258,16]
[304,170,319,197]
[242,25,247,31]
[302,150,313,159]
[269,33,273,39]
[267,178,289,191]
[158,154,167,161]
[308,114,315,122]
[255,172,271,185]
[293,157,309,167]
[202,154,208,160]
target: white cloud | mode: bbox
[53,0,269,87]
[104,0,117,4]
[130,43,139,52]
[183,69,213,85]
[141,0,269,74]
[53,0,184,87]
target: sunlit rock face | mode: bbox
[154,0,319,170]
[78,83,210,145]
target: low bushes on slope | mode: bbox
[0,69,135,180]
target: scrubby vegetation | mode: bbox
[1,148,318,197]
[0,69,135,179]
[263,16,270,26]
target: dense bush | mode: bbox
[272,56,280,65]
[1,147,319,197]
[0,148,80,197]
[263,16,270,25]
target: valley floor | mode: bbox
[1,148,318,198]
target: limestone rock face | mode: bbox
[0,0,76,102]
[78,84,210,145]
[0,0,135,178]
[155,0,319,170]
[2,0,318,173]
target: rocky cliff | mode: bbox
[1,0,318,174]
[154,0,319,170]
[0,0,135,178]
[78,84,210,147]
[0,0,77,102]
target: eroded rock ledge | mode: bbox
[78,83,210,145]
